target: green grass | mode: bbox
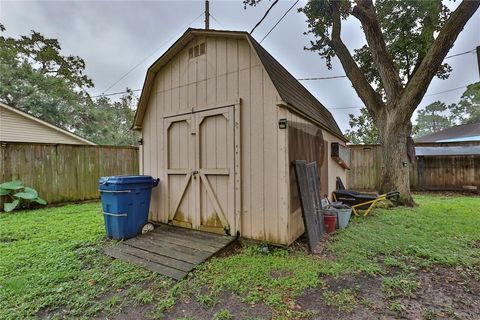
[0,203,169,319]
[212,309,234,320]
[328,194,480,274]
[190,194,480,317]
[322,288,358,312]
[1,194,479,319]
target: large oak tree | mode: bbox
[248,0,479,205]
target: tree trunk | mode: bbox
[377,113,415,206]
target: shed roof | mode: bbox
[415,122,480,143]
[0,102,97,145]
[132,28,345,141]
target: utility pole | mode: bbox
[477,45,480,80]
[205,0,210,30]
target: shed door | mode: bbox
[165,106,237,235]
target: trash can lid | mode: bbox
[99,175,157,185]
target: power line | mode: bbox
[259,0,300,44]
[90,82,469,100]
[250,0,279,35]
[209,14,225,29]
[298,75,348,81]
[328,106,362,110]
[101,12,204,95]
[91,89,142,99]
[290,49,475,81]
[424,85,467,97]
[445,48,476,59]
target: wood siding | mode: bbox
[0,143,138,204]
[140,36,291,244]
[346,144,480,191]
[0,106,91,145]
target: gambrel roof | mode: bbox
[133,28,345,141]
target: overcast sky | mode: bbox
[1,0,479,131]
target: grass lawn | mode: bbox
[1,194,479,319]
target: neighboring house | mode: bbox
[414,122,480,191]
[0,102,96,145]
[133,28,348,245]
[414,122,480,157]
[415,122,480,143]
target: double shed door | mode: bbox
[164,106,239,235]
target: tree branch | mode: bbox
[399,0,480,123]
[329,0,384,116]
[352,0,403,102]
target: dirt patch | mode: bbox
[395,266,480,320]
[163,290,272,319]
[297,273,390,319]
[110,303,156,320]
[38,306,69,320]
[216,240,243,258]
[297,265,480,320]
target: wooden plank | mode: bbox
[148,232,220,253]
[250,65,265,239]
[156,228,231,250]
[238,41,251,238]
[105,247,187,280]
[234,103,242,238]
[169,173,192,220]
[107,244,194,272]
[199,173,230,230]
[277,106,289,244]
[293,160,324,253]
[263,74,278,242]
[125,237,207,265]
[156,224,233,245]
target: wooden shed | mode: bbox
[133,28,347,245]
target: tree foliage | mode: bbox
[0,28,93,129]
[449,81,480,124]
[352,1,452,93]
[0,26,138,146]
[78,90,139,146]
[414,101,453,137]
[344,107,379,144]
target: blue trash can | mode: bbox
[99,175,159,240]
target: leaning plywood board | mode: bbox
[293,160,325,253]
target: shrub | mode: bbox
[0,180,47,212]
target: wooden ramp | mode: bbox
[104,224,235,280]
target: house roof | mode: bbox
[415,145,480,156]
[415,122,480,143]
[132,28,345,141]
[0,102,97,145]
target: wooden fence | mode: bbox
[0,142,139,204]
[346,143,480,192]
